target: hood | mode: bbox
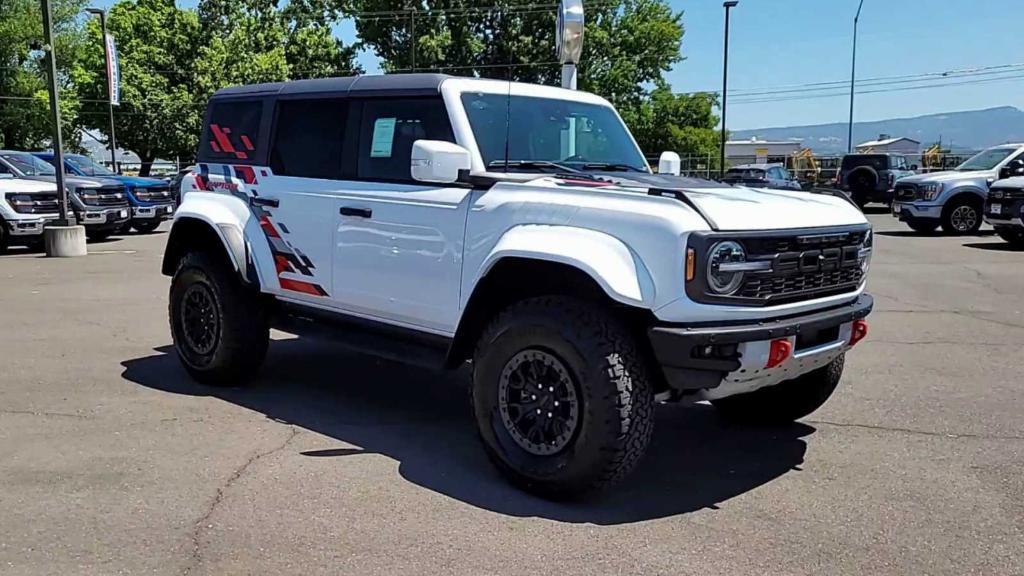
[898,170,994,185]
[0,178,58,194]
[109,175,167,188]
[593,173,866,231]
[23,174,124,190]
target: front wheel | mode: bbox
[941,197,983,235]
[712,355,845,425]
[169,252,269,386]
[471,297,654,498]
[995,226,1024,248]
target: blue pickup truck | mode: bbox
[33,152,175,234]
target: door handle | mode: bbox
[251,196,279,208]
[340,206,372,218]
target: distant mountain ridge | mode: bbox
[731,106,1024,153]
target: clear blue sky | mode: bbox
[94,0,1024,130]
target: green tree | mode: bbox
[0,0,88,150]
[626,84,720,163]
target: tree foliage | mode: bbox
[351,0,718,158]
[0,0,88,150]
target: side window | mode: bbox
[201,99,263,163]
[768,167,783,179]
[778,167,791,180]
[357,98,454,181]
[0,161,10,175]
[270,98,347,179]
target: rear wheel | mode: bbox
[169,251,269,386]
[132,220,160,234]
[995,226,1024,248]
[713,355,845,425]
[849,169,877,209]
[941,196,982,235]
[471,297,654,498]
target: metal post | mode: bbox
[88,8,118,173]
[720,1,738,179]
[409,7,416,71]
[847,0,864,153]
[39,0,73,225]
[561,64,577,89]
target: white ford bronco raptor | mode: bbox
[164,74,874,497]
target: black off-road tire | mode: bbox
[907,219,939,234]
[0,218,9,254]
[132,220,161,234]
[848,168,877,208]
[169,251,269,386]
[941,196,983,235]
[471,297,654,499]
[995,226,1024,248]
[712,355,845,425]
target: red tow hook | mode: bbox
[849,319,869,347]
[765,338,793,369]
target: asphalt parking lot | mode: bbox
[1,211,1022,575]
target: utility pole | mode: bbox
[847,0,865,153]
[86,8,118,173]
[720,1,738,179]
[39,0,71,225]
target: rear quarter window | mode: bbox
[199,99,265,164]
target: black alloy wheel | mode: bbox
[497,349,580,456]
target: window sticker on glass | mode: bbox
[370,118,397,158]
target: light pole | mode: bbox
[847,0,865,153]
[720,0,738,179]
[38,0,72,226]
[86,7,119,173]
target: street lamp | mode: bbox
[847,0,865,153]
[720,0,738,179]
[86,7,119,173]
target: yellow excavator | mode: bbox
[788,148,821,186]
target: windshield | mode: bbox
[724,168,765,179]
[64,154,116,176]
[957,147,1016,171]
[461,93,648,173]
[0,152,56,176]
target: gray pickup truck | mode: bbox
[892,143,1024,234]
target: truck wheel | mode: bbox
[169,251,268,386]
[712,355,845,425]
[0,219,9,254]
[471,297,654,498]
[132,220,160,234]
[907,220,938,234]
[995,226,1024,248]
[941,196,982,235]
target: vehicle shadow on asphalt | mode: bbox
[121,339,814,525]
[876,229,994,238]
[962,241,1024,252]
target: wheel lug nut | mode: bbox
[554,401,559,406]
[536,409,542,414]
[548,387,554,392]
[547,412,552,418]
[531,395,537,400]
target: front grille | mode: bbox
[989,187,1024,200]
[739,267,864,300]
[133,185,173,202]
[895,183,918,201]
[79,185,129,207]
[7,193,59,214]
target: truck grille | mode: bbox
[134,185,173,202]
[894,183,918,201]
[79,185,129,207]
[989,187,1024,200]
[739,267,864,300]
[7,193,59,214]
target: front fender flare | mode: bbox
[474,225,655,307]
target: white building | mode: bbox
[855,135,920,154]
[725,138,801,165]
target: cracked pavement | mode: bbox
[1,213,1022,575]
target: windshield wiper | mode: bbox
[580,162,645,173]
[488,160,582,174]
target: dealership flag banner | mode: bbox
[105,33,120,106]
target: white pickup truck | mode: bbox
[0,174,59,252]
[164,74,873,497]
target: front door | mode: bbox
[331,97,472,334]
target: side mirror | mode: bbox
[999,159,1024,180]
[658,151,681,176]
[411,140,472,184]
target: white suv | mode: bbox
[0,174,59,252]
[164,74,874,497]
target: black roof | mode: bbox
[212,73,453,100]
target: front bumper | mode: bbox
[892,201,941,221]
[78,206,130,229]
[984,198,1023,227]
[132,203,175,220]
[4,216,57,237]
[648,295,873,396]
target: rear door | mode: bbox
[330,97,473,334]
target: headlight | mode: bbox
[921,182,943,200]
[707,241,747,295]
[859,228,873,278]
